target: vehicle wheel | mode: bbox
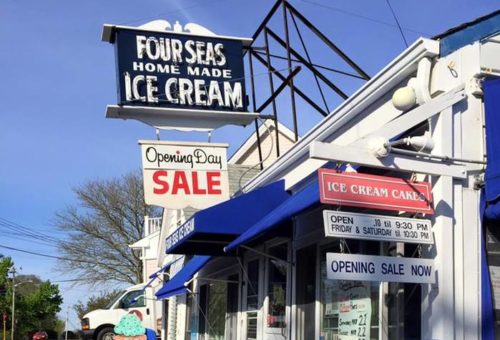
[96,327,115,340]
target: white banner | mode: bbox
[323,210,433,244]
[140,140,229,209]
[326,253,435,284]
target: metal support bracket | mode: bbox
[241,245,294,266]
[308,84,476,178]
[310,141,467,178]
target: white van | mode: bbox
[81,283,161,340]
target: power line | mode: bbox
[50,278,92,283]
[300,0,430,37]
[0,217,62,244]
[0,243,120,267]
[385,0,409,47]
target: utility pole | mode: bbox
[9,267,15,340]
[64,307,69,340]
[2,312,6,340]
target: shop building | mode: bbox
[153,10,500,340]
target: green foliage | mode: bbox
[0,257,64,338]
[74,289,123,320]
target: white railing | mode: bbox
[145,216,162,236]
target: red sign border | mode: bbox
[318,169,434,214]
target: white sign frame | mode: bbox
[323,210,434,244]
[326,253,435,284]
[140,140,229,209]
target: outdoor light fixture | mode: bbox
[392,86,417,111]
[392,58,433,111]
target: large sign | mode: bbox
[323,210,434,244]
[319,169,434,214]
[140,140,229,209]
[113,26,247,112]
[326,253,435,284]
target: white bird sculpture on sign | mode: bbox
[139,19,216,36]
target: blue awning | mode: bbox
[156,255,212,300]
[132,256,184,302]
[165,180,290,255]
[481,78,500,340]
[484,78,500,211]
[224,179,320,252]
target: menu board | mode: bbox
[490,266,500,309]
[338,281,371,340]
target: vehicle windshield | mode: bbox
[104,290,126,309]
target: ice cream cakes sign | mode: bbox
[140,140,229,209]
[318,169,434,214]
[103,21,250,110]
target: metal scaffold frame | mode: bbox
[245,0,370,169]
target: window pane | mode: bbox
[246,259,259,310]
[247,312,258,340]
[320,248,379,340]
[267,243,288,328]
[120,290,145,308]
[207,282,227,340]
[295,245,316,340]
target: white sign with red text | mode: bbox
[140,140,229,209]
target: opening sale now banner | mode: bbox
[326,253,435,284]
[140,140,229,209]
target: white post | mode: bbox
[10,268,16,340]
[145,215,150,237]
[421,106,455,339]
[65,307,69,340]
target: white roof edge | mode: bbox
[101,23,253,46]
[129,238,149,249]
[129,230,161,248]
[241,37,440,192]
[228,120,296,164]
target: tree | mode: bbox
[74,289,123,320]
[0,257,63,339]
[54,171,160,286]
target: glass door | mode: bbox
[265,243,289,340]
[295,245,316,340]
[243,259,261,340]
[225,274,239,340]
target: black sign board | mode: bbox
[113,27,248,112]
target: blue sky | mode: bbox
[0,0,498,330]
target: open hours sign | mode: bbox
[113,27,247,112]
[323,210,434,244]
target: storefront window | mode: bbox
[486,226,500,336]
[320,245,379,340]
[295,245,316,340]
[246,259,260,310]
[267,243,288,328]
[207,282,227,340]
[319,240,421,340]
[185,294,193,340]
